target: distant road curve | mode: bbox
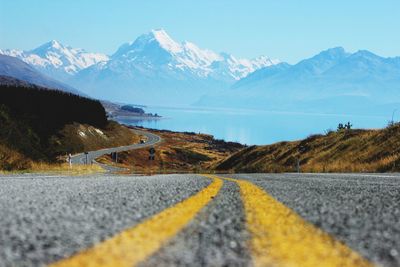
[71,129,161,164]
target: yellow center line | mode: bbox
[205,175,374,267]
[49,176,223,267]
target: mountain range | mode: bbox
[0,40,108,82]
[1,30,399,115]
[0,29,278,105]
[196,47,400,114]
[0,54,82,95]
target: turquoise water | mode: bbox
[118,106,389,145]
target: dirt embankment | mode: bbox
[0,84,141,171]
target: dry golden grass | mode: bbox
[217,124,400,173]
[1,121,141,173]
[0,143,31,170]
[98,128,244,174]
[0,162,104,175]
[31,162,105,174]
[51,121,141,156]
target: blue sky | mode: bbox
[0,0,399,63]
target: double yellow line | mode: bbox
[50,175,373,267]
[51,177,222,267]
[210,175,373,267]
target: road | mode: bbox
[0,173,399,266]
[70,129,161,164]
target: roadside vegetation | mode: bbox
[97,127,245,174]
[0,85,140,172]
[0,162,104,175]
[216,123,400,173]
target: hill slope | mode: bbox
[216,125,400,173]
[98,127,245,174]
[0,55,83,95]
[0,85,139,170]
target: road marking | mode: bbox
[205,175,373,267]
[50,176,223,267]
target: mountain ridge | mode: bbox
[1,29,279,105]
[0,54,83,95]
[196,47,400,114]
[70,29,279,104]
[0,40,108,81]
[2,33,399,111]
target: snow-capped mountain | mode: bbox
[234,47,400,96]
[0,29,278,105]
[71,29,278,104]
[107,29,277,80]
[2,31,398,114]
[0,54,83,95]
[196,47,400,115]
[0,40,108,81]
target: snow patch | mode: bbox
[151,29,182,53]
[78,131,86,138]
[94,128,104,135]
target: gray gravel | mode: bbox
[0,174,209,267]
[140,179,251,267]
[226,173,400,267]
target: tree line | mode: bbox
[0,85,107,139]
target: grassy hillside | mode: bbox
[98,127,244,174]
[216,124,400,173]
[0,85,139,171]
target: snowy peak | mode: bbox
[109,29,279,80]
[251,55,280,68]
[150,29,182,53]
[118,29,183,55]
[214,53,280,80]
[182,41,221,63]
[29,40,109,71]
[31,40,64,54]
[0,40,109,80]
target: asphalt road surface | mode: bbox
[70,129,161,165]
[0,172,399,266]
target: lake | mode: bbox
[117,106,389,145]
